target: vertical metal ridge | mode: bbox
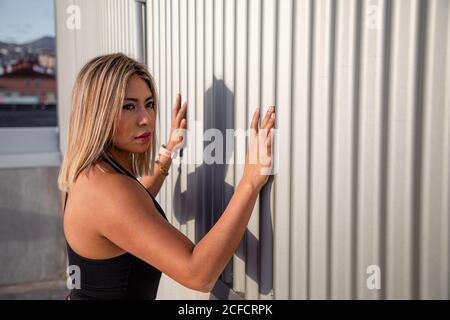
[204,0,213,244]
[153,0,161,205]
[186,0,197,243]
[350,0,362,300]
[170,0,180,232]
[412,0,427,299]
[233,0,248,296]
[290,0,307,300]
[357,0,389,300]
[306,0,315,300]
[221,0,235,285]
[310,0,335,299]
[326,0,337,300]
[355,0,368,300]
[245,0,264,300]
[374,0,393,300]
[274,0,293,300]
[419,0,449,299]
[194,0,203,239]
[113,0,117,51]
[107,0,111,51]
[130,0,135,56]
[196,0,206,240]
[179,0,187,234]
[288,0,297,299]
[166,0,174,234]
[125,0,129,55]
[177,0,181,92]
[161,0,169,219]
[331,0,355,299]
[190,0,198,243]
[257,0,272,300]
[118,0,123,53]
[272,0,280,298]
[444,1,450,299]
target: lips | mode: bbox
[135,132,151,139]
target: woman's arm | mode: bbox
[191,179,262,291]
[98,107,275,293]
[139,142,174,197]
[139,94,187,197]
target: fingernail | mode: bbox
[271,113,275,119]
[269,106,275,111]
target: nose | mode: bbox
[137,105,150,126]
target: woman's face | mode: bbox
[112,75,156,156]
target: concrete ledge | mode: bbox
[0,127,61,168]
[0,279,68,300]
[0,152,61,168]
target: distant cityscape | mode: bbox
[0,36,57,127]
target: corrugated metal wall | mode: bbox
[55,0,450,300]
[146,0,450,300]
[97,0,145,62]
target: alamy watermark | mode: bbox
[66,265,81,290]
[366,264,381,290]
[366,5,382,31]
[167,124,279,175]
[66,4,81,30]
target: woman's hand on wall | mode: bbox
[166,93,187,152]
[241,106,276,191]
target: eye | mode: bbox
[123,104,135,110]
[146,101,155,109]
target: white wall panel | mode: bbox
[146,0,450,300]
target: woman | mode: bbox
[58,53,276,300]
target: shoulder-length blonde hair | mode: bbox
[57,53,159,192]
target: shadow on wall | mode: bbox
[171,78,275,298]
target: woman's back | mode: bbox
[63,156,167,300]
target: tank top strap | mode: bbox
[63,154,130,214]
[64,191,68,212]
[101,153,136,180]
[101,153,157,201]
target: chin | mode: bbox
[128,146,147,152]
[133,145,151,153]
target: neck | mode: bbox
[106,147,133,174]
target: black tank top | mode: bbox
[64,154,167,300]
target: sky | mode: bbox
[0,0,55,44]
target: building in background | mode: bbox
[0,57,56,109]
[0,36,57,126]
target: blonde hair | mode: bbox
[57,53,159,192]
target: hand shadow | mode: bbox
[171,77,274,299]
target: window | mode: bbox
[0,0,59,168]
[0,0,57,127]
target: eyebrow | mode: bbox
[124,96,154,102]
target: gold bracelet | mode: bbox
[155,159,169,176]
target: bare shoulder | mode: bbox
[72,162,158,231]
[63,162,148,258]
[71,162,150,215]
